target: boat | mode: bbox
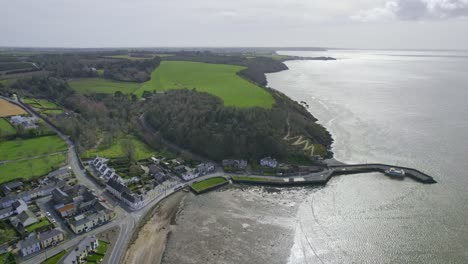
[385,167,405,178]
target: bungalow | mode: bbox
[62,235,99,264]
[38,228,64,248]
[10,115,38,129]
[260,157,278,168]
[19,234,40,257]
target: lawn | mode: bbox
[0,153,67,184]
[26,217,51,233]
[82,136,155,161]
[42,250,66,264]
[0,118,16,136]
[191,177,228,192]
[0,135,67,161]
[68,78,142,94]
[135,61,275,108]
[41,109,64,115]
[86,240,108,263]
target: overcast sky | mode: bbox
[2,0,468,50]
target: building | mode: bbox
[9,115,38,129]
[196,162,215,174]
[91,156,120,181]
[0,181,23,195]
[68,204,114,234]
[106,178,130,200]
[19,234,40,257]
[0,207,14,220]
[12,209,38,229]
[38,228,64,248]
[55,203,76,217]
[62,235,99,264]
[260,157,278,168]
[222,159,248,169]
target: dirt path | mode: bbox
[123,191,186,264]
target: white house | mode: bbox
[260,157,278,168]
[19,234,40,257]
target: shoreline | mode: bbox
[123,191,186,264]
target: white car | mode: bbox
[51,218,56,223]
[46,212,51,217]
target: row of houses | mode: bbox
[181,162,215,181]
[51,184,115,234]
[19,228,64,257]
[91,156,122,183]
[222,159,248,170]
[62,235,99,264]
[0,178,65,209]
[106,178,144,209]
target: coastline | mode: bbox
[123,191,186,264]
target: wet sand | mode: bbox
[123,191,187,264]
[161,186,309,264]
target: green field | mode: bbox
[41,109,64,115]
[82,136,155,160]
[135,61,275,108]
[191,177,228,192]
[0,153,67,184]
[26,217,51,233]
[42,250,66,264]
[0,135,67,161]
[69,78,142,94]
[23,98,60,109]
[0,79,16,86]
[0,118,16,136]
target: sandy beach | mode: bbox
[123,191,187,264]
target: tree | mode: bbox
[121,139,136,163]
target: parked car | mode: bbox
[46,212,51,217]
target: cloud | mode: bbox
[351,0,468,21]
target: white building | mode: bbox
[260,157,278,168]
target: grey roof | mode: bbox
[17,210,36,223]
[107,178,130,193]
[1,181,23,192]
[20,235,40,249]
[38,228,64,242]
[0,206,13,215]
[63,235,98,263]
[122,192,137,203]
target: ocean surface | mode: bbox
[265,49,468,263]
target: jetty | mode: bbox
[230,161,437,187]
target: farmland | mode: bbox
[0,153,67,184]
[0,135,67,161]
[68,78,141,94]
[135,61,275,108]
[82,136,156,161]
[0,98,27,117]
[0,118,16,136]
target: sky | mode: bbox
[2,0,468,50]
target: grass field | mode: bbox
[0,153,67,184]
[42,250,66,264]
[135,61,275,108]
[0,135,67,161]
[0,78,16,86]
[68,78,142,94]
[26,217,51,233]
[0,118,16,136]
[191,177,228,192]
[82,136,155,160]
[0,98,26,117]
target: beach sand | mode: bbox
[123,191,187,264]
